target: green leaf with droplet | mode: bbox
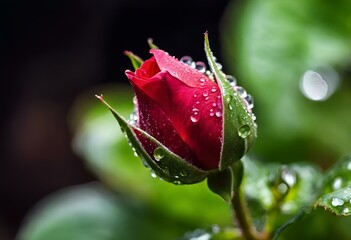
[124,51,143,70]
[204,32,257,170]
[315,187,351,216]
[314,155,351,216]
[320,155,351,195]
[96,95,208,184]
[242,158,322,233]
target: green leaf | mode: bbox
[320,155,351,194]
[242,158,322,232]
[96,95,208,184]
[124,51,143,70]
[17,183,187,240]
[207,168,233,202]
[315,187,351,216]
[204,32,257,170]
[315,155,351,216]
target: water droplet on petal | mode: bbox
[238,125,251,138]
[215,111,222,118]
[211,86,217,93]
[212,102,217,107]
[153,147,165,161]
[190,108,200,123]
[180,56,194,66]
[199,77,205,83]
[226,75,237,86]
[333,177,343,190]
[202,90,209,97]
[195,61,206,73]
[331,197,344,207]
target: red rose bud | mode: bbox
[99,34,256,184]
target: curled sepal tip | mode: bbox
[204,32,257,170]
[96,95,208,184]
[124,51,143,70]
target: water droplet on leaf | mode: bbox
[342,208,350,214]
[331,197,344,207]
[282,169,297,187]
[278,183,288,194]
[333,177,343,190]
[226,75,237,86]
[153,147,165,161]
[244,94,254,109]
[238,125,251,138]
[347,161,351,170]
[235,86,247,98]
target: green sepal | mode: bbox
[204,32,257,170]
[96,95,208,184]
[147,38,159,49]
[207,167,233,202]
[124,51,144,70]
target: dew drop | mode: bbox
[234,86,247,98]
[193,93,198,98]
[216,62,223,70]
[179,170,187,177]
[333,177,343,190]
[347,161,351,170]
[150,171,157,178]
[238,125,251,138]
[199,77,206,83]
[195,61,206,73]
[211,86,217,93]
[215,111,222,118]
[331,197,344,207]
[342,208,350,214]
[202,90,209,97]
[153,147,165,161]
[212,102,217,107]
[282,169,297,187]
[190,108,200,123]
[278,183,288,194]
[180,56,194,66]
[226,75,237,86]
[244,94,254,109]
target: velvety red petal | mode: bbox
[126,70,223,170]
[150,49,213,88]
[126,71,199,167]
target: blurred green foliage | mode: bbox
[17,0,351,239]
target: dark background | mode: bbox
[0,0,231,239]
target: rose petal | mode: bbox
[126,71,199,167]
[126,69,222,170]
[150,49,213,88]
